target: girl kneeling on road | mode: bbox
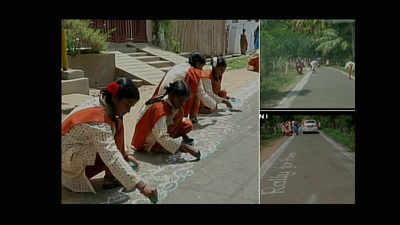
[152,52,231,124]
[198,56,231,114]
[131,80,201,160]
[62,78,157,201]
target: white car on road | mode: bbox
[302,120,319,134]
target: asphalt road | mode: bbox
[260,131,355,204]
[281,66,355,108]
[161,81,260,204]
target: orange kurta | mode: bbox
[131,101,192,152]
[183,67,204,117]
[151,66,203,118]
[62,106,126,178]
[248,57,259,72]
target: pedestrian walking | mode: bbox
[345,61,355,80]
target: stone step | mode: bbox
[179,52,192,58]
[62,93,92,115]
[61,69,84,80]
[127,52,149,57]
[131,79,147,87]
[134,55,162,62]
[159,66,172,72]
[62,78,89,96]
[147,60,175,68]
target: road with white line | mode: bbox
[260,131,355,204]
[278,66,355,108]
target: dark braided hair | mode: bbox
[145,80,191,105]
[211,56,227,82]
[101,77,140,121]
[188,52,206,69]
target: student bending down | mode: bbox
[198,56,230,114]
[131,80,201,159]
[61,78,157,201]
[152,52,231,123]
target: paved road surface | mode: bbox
[280,66,355,108]
[62,80,260,204]
[162,83,259,204]
[260,131,355,204]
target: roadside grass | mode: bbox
[260,128,282,149]
[260,135,282,150]
[328,65,356,77]
[226,55,249,71]
[260,70,304,108]
[321,128,355,152]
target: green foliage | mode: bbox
[260,70,303,107]
[261,19,355,71]
[322,128,355,152]
[62,20,115,56]
[226,56,249,70]
[152,20,182,53]
[261,114,355,151]
[290,20,354,64]
[260,20,317,78]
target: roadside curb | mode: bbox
[275,71,312,108]
[260,135,294,179]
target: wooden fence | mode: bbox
[172,20,227,57]
[90,20,136,43]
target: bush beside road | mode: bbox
[260,70,304,108]
[321,128,355,152]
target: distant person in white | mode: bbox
[345,61,355,80]
[310,60,319,73]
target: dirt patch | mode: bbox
[220,68,259,96]
[260,136,288,165]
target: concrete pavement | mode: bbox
[260,131,355,204]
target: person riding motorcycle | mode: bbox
[295,58,304,74]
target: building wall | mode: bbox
[68,53,116,89]
[226,20,259,54]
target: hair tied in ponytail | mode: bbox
[212,57,218,67]
[106,82,120,97]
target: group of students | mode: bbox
[281,121,302,136]
[61,52,234,202]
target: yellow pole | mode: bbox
[61,28,69,71]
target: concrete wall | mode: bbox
[62,78,89,95]
[68,53,116,88]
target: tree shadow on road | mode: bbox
[261,89,312,107]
